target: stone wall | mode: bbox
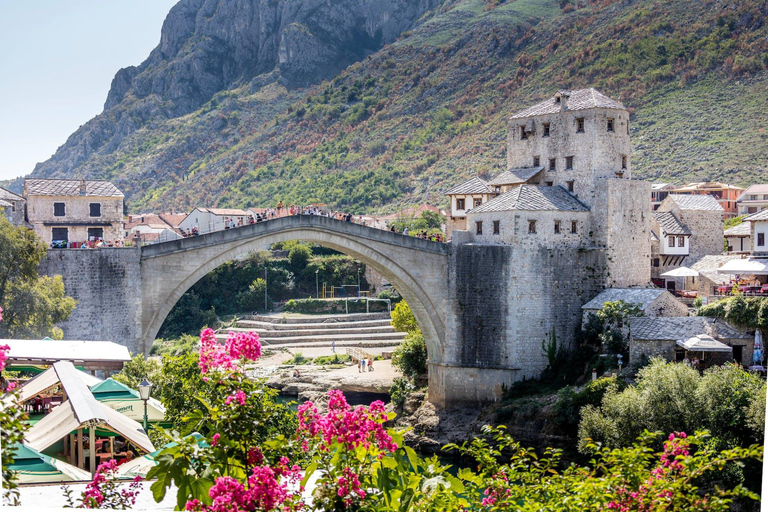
[467,209,591,248]
[658,202,724,264]
[39,248,142,354]
[1,198,26,226]
[27,195,124,245]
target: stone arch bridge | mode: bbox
[41,215,538,408]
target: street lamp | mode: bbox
[138,378,152,432]
[357,269,361,297]
[316,269,319,299]
[617,354,623,373]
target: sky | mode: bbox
[0,0,178,181]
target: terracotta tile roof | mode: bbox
[24,179,123,198]
[744,209,768,222]
[653,211,691,236]
[509,88,626,119]
[667,194,724,211]
[582,288,668,311]
[724,222,751,236]
[444,176,492,195]
[0,187,22,201]
[629,316,748,341]
[487,167,544,186]
[468,185,589,213]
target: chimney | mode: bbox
[79,179,87,196]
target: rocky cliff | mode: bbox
[32,0,438,181]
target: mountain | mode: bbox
[27,0,768,213]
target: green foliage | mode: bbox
[1,388,27,506]
[391,301,419,333]
[578,359,765,453]
[112,354,162,390]
[312,353,351,365]
[0,216,75,339]
[150,334,200,357]
[698,295,768,330]
[693,295,703,310]
[236,278,266,312]
[389,377,415,407]
[552,376,623,433]
[287,243,312,270]
[724,215,746,230]
[283,297,388,314]
[391,331,428,380]
[283,352,311,365]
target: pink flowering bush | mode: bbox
[62,460,143,509]
[1,306,28,507]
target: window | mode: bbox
[571,220,577,234]
[763,195,768,200]
[627,120,630,135]
[567,181,575,193]
[88,227,104,241]
[677,236,685,247]
[533,156,540,167]
[554,220,561,234]
[51,227,68,242]
[549,158,556,171]
[545,181,553,186]
[668,235,676,247]
[576,118,585,132]
[456,198,465,210]
[473,198,482,208]
[520,126,528,140]
[476,221,483,235]
[543,123,550,137]
[750,195,757,200]
[54,202,65,217]
[565,156,574,170]
[493,220,500,235]
[555,96,561,104]
[758,233,766,247]
[89,203,101,217]
[621,155,627,169]
[607,118,614,132]
[652,258,660,267]
[528,220,536,234]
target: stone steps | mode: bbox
[244,312,390,324]
[225,326,396,337]
[216,331,406,346]
[234,319,392,330]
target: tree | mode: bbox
[112,353,162,389]
[288,244,312,270]
[0,216,75,339]
[391,301,419,333]
[158,291,217,339]
[391,331,428,379]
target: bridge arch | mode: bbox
[140,215,450,368]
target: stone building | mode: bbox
[445,177,493,234]
[581,288,688,324]
[0,186,26,226]
[444,88,650,381]
[651,194,724,289]
[736,184,768,216]
[671,182,745,218]
[651,183,676,211]
[628,316,752,367]
[23,179,124,246]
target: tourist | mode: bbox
[361,358,367,372]
[368,358,374,372]
[332,340,336,353]
[390,225,396,232]
[403,227,409,236]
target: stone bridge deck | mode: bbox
[141,215,450,260]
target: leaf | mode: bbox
[300,461,318,488]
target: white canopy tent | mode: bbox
[717,259,768,275]
[676,334,733,353]
[23,362,154,473]
[3,365,102,407]
[1,338,130,372]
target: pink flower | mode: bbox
[224,390,247,406]
[211,433,220,447]
[6,381,16,392]
[0,344,10,373]
[198,329,262,376]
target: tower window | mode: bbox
[545,181,553,186]
[54,202,65,217]
[543,123,550,137]
[549,158,556,171]
[555,96,561,103]
[554,220,561,234]
[476,221,483,235]
[607,118,614,132]
[571,220,577,234]
[566,156,574,170]
[533,156,540,167]
[493,220,500,235]
[528,220,537,234]
[456,198,465,210]
[520,126,528,140]
[567,181,575,193]
[576,118,585,133]
[474,198,482,208]
[621,155,627,169]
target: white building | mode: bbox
[178,207,251,235]
[445,177,494,234]
[736,184,768,216]
[724,222,751,253]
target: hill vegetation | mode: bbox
[24,0,768,213]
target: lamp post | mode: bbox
[138,378,152,432]
[264,268,268,312]
[315,269,319,299]
[357,269,361,297]
[617,354,623,373]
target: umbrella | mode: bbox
[676,334,732,353]
[661,267,700,277]
[8,443,91,484]
[89,379,166,422]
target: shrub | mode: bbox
[284,352,311,365]
[389,377,415,408]
[391,301,419,333]
[313,354,351,365]
[391,331,427,379]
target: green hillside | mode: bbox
[29,0,768,213]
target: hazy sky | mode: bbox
[0,1,178,181]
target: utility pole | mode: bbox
[315,269,319,299]
[264,268,268,312]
